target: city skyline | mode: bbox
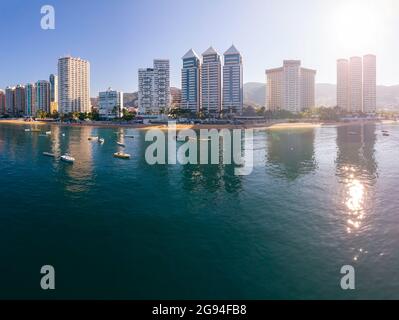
[0,0,398,94]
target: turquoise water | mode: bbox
[0,122,399,299]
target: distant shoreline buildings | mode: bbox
[0,50,379,118]
[266,60,316,113]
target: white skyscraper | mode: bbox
[138,59,170,114]
[58,56,91,114]
[337,59,350,111]
[201,47,221,115]
[363,54,376,113]
[222,45,243,115]
[349,56,363,113]
[181,49,201,113]
[266,60,316,112]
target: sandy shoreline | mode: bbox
[0,119,396,131]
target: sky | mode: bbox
[1,0,398,94]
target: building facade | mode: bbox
[222,45,243,115]
[349,56,363,113]
[266,60,316,113]
[98,88,124,119]
[363,54,376,113]
[138,60,170,114]
[201,47,221,115]
[337,55,377,114]
[181,49,201,113]
[0,90,5,114]
[15,85,26,116]
[36,80,51,113]
[25,84,36,116]
[337,59,350,111]
[58,56,91,114]
[5,87,15,115]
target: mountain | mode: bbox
[243,82,399,110]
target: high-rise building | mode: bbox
[58,56,91,114]
[300,68,316,110]
[201,47,221,115]
[49,74,58,114]
[138,68,155,114]
[35,80,51,113]
[138,60,170,114]
[0,90,5,114]
[5,87,15,115]
[25,84,36,116]
[337,59,350,111]
[153,59,170,113]
[98,88,124,119]
[349,56,363,113]
[266,60,316,113]
[363,54,376,113]
[337,55,377,113]
[15,85,26,116]
[181,49,201,113]
[222,45,243,115]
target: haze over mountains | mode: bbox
[244,82,399,110]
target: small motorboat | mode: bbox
[88,136,99,141]
[98,138,105,144]
[42,152,56,158]
[117,142,125,147]
[45,131,51,135]
[113,152,131,159]
[60,154,75,163]
[125,135,135,138]
[62,133,66,137]
[24,129,31,132]
[383,133,390,137]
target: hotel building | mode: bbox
[5,87,15,115]
[0,90,5,114]
[98,88,124,119]
[266,60,316,113]
[181,49,201,113]
[201,47,221,115]
[138,59,170,114]
[58,56,91,114]
[35,80,51,113]
[25,84,36,116]
[363,54,377,113]
[15,85,26,116]
[222,45,243,115]
[337,55,376,113]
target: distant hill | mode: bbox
[243,82,399,110]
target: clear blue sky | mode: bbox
[1,0,398,95]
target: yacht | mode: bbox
[60,154,75,163]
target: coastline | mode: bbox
[0,118,396,131]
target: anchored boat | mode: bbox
[60,154,75,163]
[113,152,131,159]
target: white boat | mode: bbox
[88,136,99,141]
[60,154,75,163]
[113,152,131,159]
[24,129,31,132]
[117,142,125,147]
[98,138,105,144]
[62,133,66,137]
[46,131,51,135]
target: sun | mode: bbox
[332,0,379,55]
